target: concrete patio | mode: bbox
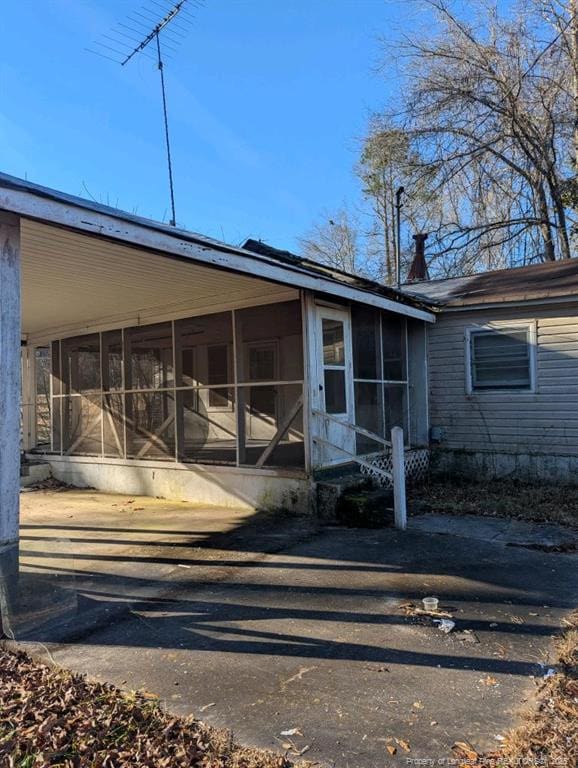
[11,489,578,766]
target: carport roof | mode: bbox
[0,173,434,323]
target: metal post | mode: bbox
[395,186,404,289]
[391,426,407,530]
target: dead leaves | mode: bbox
[382,737,411,755]
[452,741,479,761]
[0,649,308,767]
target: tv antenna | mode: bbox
[88,1,204,226]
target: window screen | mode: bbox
[470,327,531,390]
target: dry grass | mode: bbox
[409,475,578,528]
[467,612,578,767]
[0,649,313,768]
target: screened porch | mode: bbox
[32,300,305,470]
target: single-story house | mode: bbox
[0,173,435,551]
[403,259,578,484]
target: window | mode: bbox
[322,318,347,414]
[468,326,533,391]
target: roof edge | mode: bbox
[0,173,435,323]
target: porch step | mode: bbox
[316,472,393,526]
[316,472,367,521]
[20,460,51,488]
[335,486,394,528]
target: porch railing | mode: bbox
[311,409,407,530]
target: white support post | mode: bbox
[391,426,407,530]
[0,212,21,633]
[0,212,21,546]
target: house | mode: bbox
[403,259,578,484]
[0,173,435,552]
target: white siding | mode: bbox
[428,302,578,456]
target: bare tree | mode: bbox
[299,208,363,275]
[375,0,577,271]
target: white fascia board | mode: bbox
[1,187,435,324]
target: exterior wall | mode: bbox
[45,455,313,513]
[428,300,578,483]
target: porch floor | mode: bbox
[14,489,578,766]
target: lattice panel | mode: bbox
[360,448,430,487]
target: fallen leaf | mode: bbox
[280,728,303,737]
[412,701,424,709]
[387,745,397,755]
[452,741,479,760]
[396,739,411,752]
[480,675,498,686]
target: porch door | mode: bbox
[313,305,356,465]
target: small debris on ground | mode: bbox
[400,601,456,619]
[395,738,411,752]
[433,619,456,634]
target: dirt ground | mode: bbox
[11,489,578,766]
[409,475,578,528]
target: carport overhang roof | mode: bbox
[0,173,435,324]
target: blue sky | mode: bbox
[1,0,415,251]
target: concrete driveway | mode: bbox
[15,489,578,766]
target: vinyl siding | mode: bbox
[428,302,578,455]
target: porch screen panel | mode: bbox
[102,330,123,391]
[236,301,304,467]
[352,305,380,380]
[103,393,124,458]
[125,323,174,390]
[382,315,406,381]
[48,300,305,469]
[34,347,51,447]
[51,341,61,396]
[351,305,409,454]
[174,312,235,463]
[58,334,102,455]
[177,389,236,464]
[51,396,62,454]
[126,391,176,459]
[62,394,102,455]
[61,334,101,394]
[101,330,124,458]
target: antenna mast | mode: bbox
[89,1,200,227]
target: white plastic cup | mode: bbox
[422,597,439,612]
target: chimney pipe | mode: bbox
[408,233,429,282]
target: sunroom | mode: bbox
[0,174,434,536]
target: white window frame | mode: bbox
[465,321,537,395]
